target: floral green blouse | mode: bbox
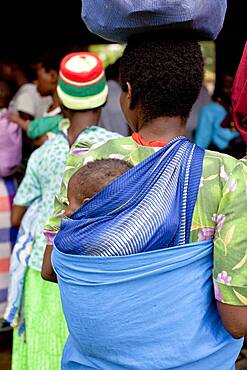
[45,136,247,306]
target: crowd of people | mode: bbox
[0,32,247,370]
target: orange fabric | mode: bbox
[132,132,166,147]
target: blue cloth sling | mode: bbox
[55,137,203,255]
[53,137,243,369]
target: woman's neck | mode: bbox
[137,116,185,143]
[67,110,100,146]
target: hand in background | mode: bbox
[8,111,30,131]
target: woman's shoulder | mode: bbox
[72,135,157,168]
[84,136,137,157]
[200,150,247,200]
[203,150,239,177]
[92,135,134,148]
[191,150,246,245]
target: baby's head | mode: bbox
[64,158,133,217]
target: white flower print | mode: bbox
[228,178,237,193]
[83,156,94,165]
[220,165,228,182]
[212,214,225,232]
[109,154,125,160]
[199,177,204,188]
[217,271,232,285]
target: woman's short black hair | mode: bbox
[119,37,204,122]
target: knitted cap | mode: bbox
[57,52,108,110]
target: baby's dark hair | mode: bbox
[69,159,133,203]
[119,37,204,123]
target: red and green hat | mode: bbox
[57,52,108,110]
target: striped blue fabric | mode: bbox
[55,137,204,256]
[4,177,17,197]
[0,228,10,243]
[4,199,41,336]
[0,288,8,304]
[0,177,17,316]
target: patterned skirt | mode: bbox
[0,177,17,317]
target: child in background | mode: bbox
[10,51,120,369]
[0,80,21,322]
[0,81,22,178]
[0,56,52,167]
[9,113,63,147]
[9,50,65,147]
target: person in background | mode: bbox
[0,56,51,121]
[10,50,67,148]
[9,51,120,370]
[185,84,211,141]
[9,50,64,147]
[195,73,241,156]
[12,114,63,144]
[230,40,247,370]
[0,58,63,330]
[0,80,21,322]
[0,56,52,171]
[232,42,247,152]
[35,51,63,117]
[100,57,130,136]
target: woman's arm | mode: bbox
[34,135,49,147]
[213,160,247,339]
[11,205,27,227]
[27,115,62,139]
[41,244,57,283]
[217,302,247,339]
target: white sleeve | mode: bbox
[14,91,36,117]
